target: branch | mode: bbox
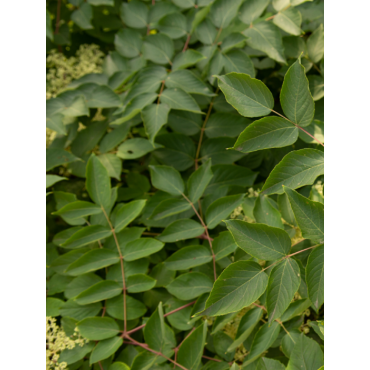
[183,33,191,52]
[125,335,189,370]
[182,193,217,281]
[101,207,128,333]
[157,80,165,104]
[124,300,196,336]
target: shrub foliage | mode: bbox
[46,0,324,369]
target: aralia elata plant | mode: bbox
[46,0,324,369]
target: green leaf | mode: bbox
[71,3,93,30]
[205,113,251,138]
[46,114,67,135]
[46,175,67,188]
[117,138,160,160]
[88,0,114,5]
[120,1,148,29]
[213,231,237,261]
[216,73,274,118]
[157,219,205,242]
[307,24,324,63]
[90,336,123,365]
[114,199,147,233]
[227,307,263,352]
[150,199,191,220]
[266,258,301,323]
[281,330,302,359]
[142,104,170,144]
[158,12,187,39]
[243,322,281,366]
[114,29,143,58]
[127,274,156,293]
[168,110,202,135]
[233,117,298,153]
[77,317,120,340]
[280,298,311,322]
[46,10,53,41]
[244,22,286,64]
[98,154,122,180]
[273,8,303,36]
[46,297,64,316]
[272,0,290,11]
[308,75,324,101]
[187,158,213,203]
[177,321,207,369]
[200,261,268,316]
[171,0,195,9]
[64,273,103,299]
[109,363,130,370]
[164,246,212,270]
[172,49,206,71]
[77,84,121,108]
[59,342,95,366]
[123,238,165,261]
[195,19,218,45]
[106,294,147,320]
[86,154,111,211]
[209,0,243,28]
[165,70,214,96]
[254,195,284,229]
[99,122,131,154]
[149,165,185,196]
[160,88,203,114]
[306,245,324,311]
[143,34,174,65]
[280,58,314,128]
[206,193,245,229]
[223,50,255,77]
[75,280,122,304]
[59,300,101,321]
[61,225,112,249]
[238,0,269,25]
[53,201,102,219]
[225,220,291,260]
[221,33,248,53]
[278,193,297,226]
[66,249,120,275]
[284,187,324,243]
[50,248,90,275]
[261,149,324,195]
[286,334,323,370]
[46,148,80,171]
[167,272,213,300]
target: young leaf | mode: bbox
[114,199,147,233]
[65,249,120,276]
[261,149,324,195]
[273,7,303,36]
[90,336,123,365]
[238,0,269,24]
[284,187,324,243]
[206,193,245,229]
[157,219,205,242]
[200,261,268,316]
[46,175,67,188]
[243,322,281,366]
[149,165,185,196]
[61,225,113,249]
[160,88,203,114]
[225,220,291,260]
[164,245,212,270]
[52,201,102,219]
[123,238,164,261]
[86,154,111,212]
[167,272,213,300]
[75,280,122,305]
[280,58,315,128]
[77,317,120,340]
[177,321,208,370]
[286,333,324,370]
[266,258,301,323]
[306,245,324,311]
[216,73,274,118]
[187,158,213,203]
[233,117,298,153]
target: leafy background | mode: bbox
[46,0,324,369]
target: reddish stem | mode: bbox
[183,33,191,52]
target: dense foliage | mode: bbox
[46,0,324,369]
